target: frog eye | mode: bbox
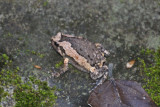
[54,42,59,47]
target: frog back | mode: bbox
[60,35,106,67]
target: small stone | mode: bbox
[82,92,87,95]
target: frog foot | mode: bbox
[51,67,61,77]
[90,70,104,80]
[52,72,60,77]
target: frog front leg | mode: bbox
[95,43,110,56]
[52,58,69,77]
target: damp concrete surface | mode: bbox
[0,0,160,107]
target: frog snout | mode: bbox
[50,37,55,42]
[51,32,62,42]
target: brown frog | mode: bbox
[51,32,109,81]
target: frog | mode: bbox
[51,32,110,81]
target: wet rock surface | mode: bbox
[0,0,160,106]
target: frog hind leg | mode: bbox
[52,58,69,77]
[95,69,108,86]
[92,63,113,91]
[89,68,108,92]
[90,65,108,80]
[95,43,110,56]
[69,59,89,73]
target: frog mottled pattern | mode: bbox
[51,32,109,80]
